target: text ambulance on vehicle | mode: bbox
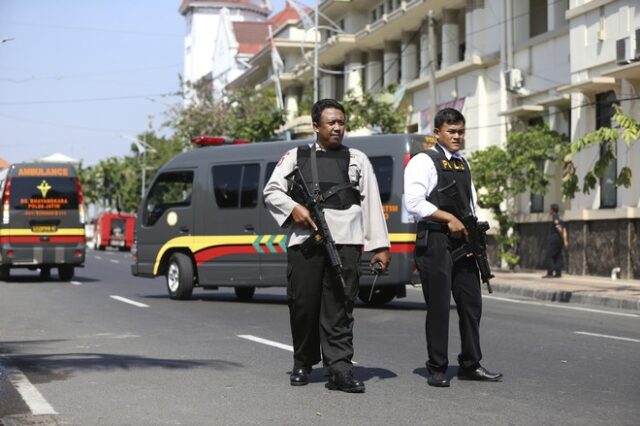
[131,134,435,306]
[0,162,86,281]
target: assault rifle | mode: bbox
[285,167,346,289]
[450,216,494,293]
[440,180,494,293]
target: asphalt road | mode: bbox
[1,249,639,426]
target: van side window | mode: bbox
[212,163,260,209]
[144,171,194,226]
[369,156,393,203]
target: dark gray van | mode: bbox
[131,134,436,305]
[0,162,86,280]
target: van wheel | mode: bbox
[0,265,9,281]
[166,253,194,300]
[58,265,74,281]
[358,286,396,306]
[40,267,51,281]
[234,286,255,301]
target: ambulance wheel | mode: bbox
[40,267,51,280]
[358,286,396,306]
[234,286,255,301]
[58,265,74,281]
[167,253,194,300]
[0,265,9,281]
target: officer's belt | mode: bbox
[420,221,448,232]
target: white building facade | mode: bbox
[220,0,640,277]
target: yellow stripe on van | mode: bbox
[0,228,85,236]
[388,233,415,242]
[153,235,259,275]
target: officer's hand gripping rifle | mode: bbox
[285,167,347,289]
[439,180,494,293]
[450,216,494,293]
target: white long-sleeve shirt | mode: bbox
[403,144,478,221]
[263,143,390,252]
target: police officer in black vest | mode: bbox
[404,108,502,387]
[264,99,391,393]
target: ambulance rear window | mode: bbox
[10,177,79,210]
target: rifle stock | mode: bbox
[285,168,347,288]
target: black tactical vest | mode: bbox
[423,144,473,219]
[295,145,361,210]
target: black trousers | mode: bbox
[286,244,361,375]
[546,238,564,276]
[414,232,483,372]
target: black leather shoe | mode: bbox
[541,274,554,279]
[427,370,450,387]
[290,367,310,386]
[325,371,365,393]
[457,366,503,382]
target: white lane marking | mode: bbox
[94,256,102,260]
[3,359,57,415]
[574,331,640,343]
[483,295,639,318]
[109,295,149,308]
[238,335,293,352]
[109,259,120,264]
[237,335,358,364]
[70,281,82,286]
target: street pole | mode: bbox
[428,11,437,130]
[313,0,319,103]
[140,135,147,200]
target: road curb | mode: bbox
[0,415,59,426]
[490,283,640,312]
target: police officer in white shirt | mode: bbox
[264,99,391,393]
[404,108,502,387]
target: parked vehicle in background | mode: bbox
[93,212,136,251]
[131,134,436,305]
[0,162,86,281]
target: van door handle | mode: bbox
[244,224,255,232]
[179,226,190,234]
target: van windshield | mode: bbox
[10,177,79,210]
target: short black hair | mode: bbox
[312,98,345,125]
[550,203,559,213]
[434,108,465,129]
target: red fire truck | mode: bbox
[93,212,135,251]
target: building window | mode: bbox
[529,0,548,37]
[596,91,617,209]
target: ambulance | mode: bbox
[0,162,86,281]
[131,134,435,305]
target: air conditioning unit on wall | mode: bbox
[616,37,633,64]
[505,68,524,93]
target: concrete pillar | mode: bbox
[401,31,418,85]
[419,20,430,78]
[465,0,485,58]
[320,74,336,100]
[441,8,460,69]
[383,41,400,89]
[366,50,383,91]
[345,50,364,98]
[284,86,300,122]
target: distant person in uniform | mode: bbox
[543,203,568,278]
[404,108,502,387]
[263,98,391,393]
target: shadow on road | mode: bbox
[1,340,243,385]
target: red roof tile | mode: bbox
[268,2,306,29]
[233,21,269,55]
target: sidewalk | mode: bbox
[488,270,640,312]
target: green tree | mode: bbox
[469,126,569,268]
[342,86,406,134]
[562,106,639,199]
[167,78,285,145]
